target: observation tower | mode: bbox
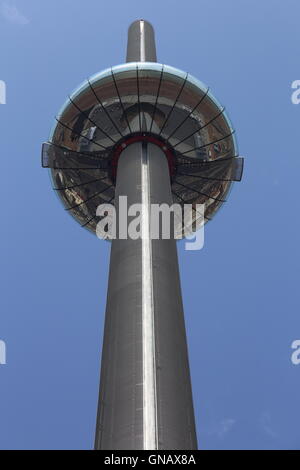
[42,20,243,450]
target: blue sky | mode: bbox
[0,0,299,450]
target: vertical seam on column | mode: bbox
[141,142,158,449]
[140,20,146,61]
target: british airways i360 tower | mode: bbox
[42,20,243,450]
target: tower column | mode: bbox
[126,19,157,62]
[94,142,197,450]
